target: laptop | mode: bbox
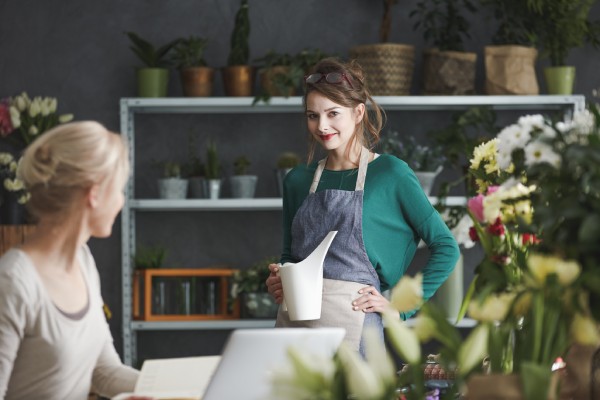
[202,327,345,400]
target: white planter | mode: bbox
[230,175,258,198]
[207,179,222,199]
[158,178,188,199]
[414,166,443,195]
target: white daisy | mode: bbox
[524,141,561,168]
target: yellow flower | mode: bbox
[470,139,499,171]
[527,253,581,286]
[512,291,532,317]
[413,315,437,342]
[390,273,423,312]
[468,292,515,322]
[571,313,600,346]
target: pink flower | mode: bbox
[487,185,500,195]
[468,194,485,222]
[0,100,14,137]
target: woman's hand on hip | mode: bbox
[266,263,284,304]
[352,286,390,314]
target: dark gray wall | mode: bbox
[1,0,599,363]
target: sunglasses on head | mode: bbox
[304,72,354,88]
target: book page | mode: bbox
[112,355,221,400]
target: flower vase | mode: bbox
[0,192,26,225]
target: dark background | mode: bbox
[1,0,599,365]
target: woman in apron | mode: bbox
[266,58,460,354]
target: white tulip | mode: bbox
[338,343,384,400]
[40,99,50,116]
[458,324,489,375]
[390,273,423,312]
[0,153,13,165]
[28,125,39,136]
[28,99,41,117]
[383,311,421,364]
[15,95,27,112]
[59,113,74,123]
[4,178,25,192]
[49,98,57,113]
[9,106,21,128]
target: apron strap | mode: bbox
[309,147,370,194]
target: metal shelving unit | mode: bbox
[119,95,585,366]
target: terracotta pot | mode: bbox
[180,67,214,97]
[221,65,255,97]
[259,66,296,97]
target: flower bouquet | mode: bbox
[0,92,73,150]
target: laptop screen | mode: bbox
[202,327,345,400]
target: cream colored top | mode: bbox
[0,246,138,400]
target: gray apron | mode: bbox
[276,148,383,354]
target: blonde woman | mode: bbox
[0,122,148,399]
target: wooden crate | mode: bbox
[132,268,240,321]
[0,225,36,256]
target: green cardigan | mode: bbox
[280,154,460,318]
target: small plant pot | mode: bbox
[230,175,257,198]
[137,68,169,97]
[241,292,278,318]
[259,66,297,97]
[414,167,442,195]
[544,66,576,95]
[158,178,188,199]
[275,168,293,197]
[221,65,255,97]
[180,67,214,97]
[207,179,222,199]
[188,177,207,198]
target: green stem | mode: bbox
[531,292,544,363]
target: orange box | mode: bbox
[132,268,240,321]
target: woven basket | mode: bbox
[349,43,415,95]
[422,48,477,95]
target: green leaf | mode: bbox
[520,361,553,400]
[578,213,600,243]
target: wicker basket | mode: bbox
[349,43,415,95]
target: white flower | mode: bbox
[527,253,581,286]
[0,153,14,165]
[383,311,421,364]
[40,99,51,116]
[28,99,41,117]
[496,149,513,170]
[524,141,561,168]
[4,178,25,192]
[539,124,557,139]
[338,343,385,399]
[9,106,21,128]
[498,124,530,155]
[390,273,423,312]
[458,324,489,375]
[413,315,437,342]
[518,114,545,130]
[59,113,74,123]
[450,213,476,249]
[363,327,396,387]
[15,95,27,112]
[28,125,39,136]
[48,98,57,113]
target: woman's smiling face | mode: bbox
[305,91,364,155]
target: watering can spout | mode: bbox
[279,231,338,321]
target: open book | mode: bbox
[112,356,221,400]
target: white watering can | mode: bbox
[279,231,338,321]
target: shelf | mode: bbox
[120,95,586,114]
[131,319,276,331]
[130,317,476,331]
[129,196,464,211]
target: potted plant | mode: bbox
[222,0,255,97]
[125,31,179,97]
[479,0,540,94]
[229,155,258,198]
[182,133,206,198]
[275,151,300,197]
[172,36,214,97]
[526,0,600,94]
[205,139,222,199]
[410,0,478,95]
[349,0,415,95]
[230,256,279,318]
[253,51,302,103]
[157,161,188,199]
[379,131,446,195]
